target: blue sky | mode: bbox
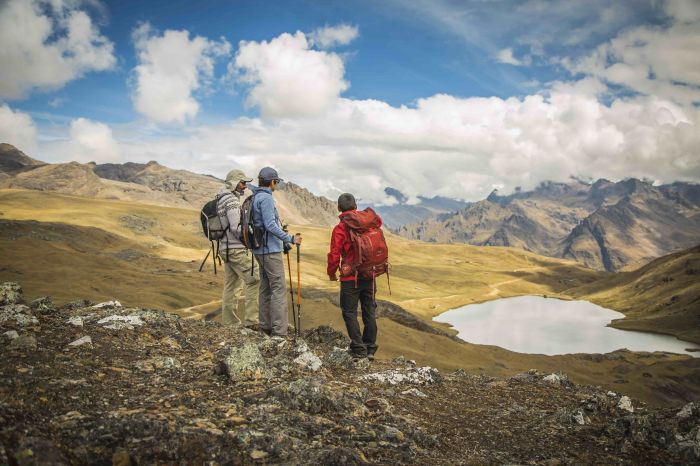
[14,0,665,122]
[1,0,699,202]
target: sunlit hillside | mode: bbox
[2,188,700,406]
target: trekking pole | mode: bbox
[198,247,211,272]
[285,248,297,339]
[296,242,302,338]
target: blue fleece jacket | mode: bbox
[251,185,294,255]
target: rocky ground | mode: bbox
[1,282,699,465]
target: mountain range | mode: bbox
[398,178,700,271]
[3,142,699,273]
[0,143,338,227]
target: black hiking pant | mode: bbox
[340,278,378,357]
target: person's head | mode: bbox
[338,193,357,212]
[258,167,282,191]
[225,169,252,193]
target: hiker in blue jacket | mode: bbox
[251,167,302,337]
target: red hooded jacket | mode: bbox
[327,210,383,281]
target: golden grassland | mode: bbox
[1,189,699,406]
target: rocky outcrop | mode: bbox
[1,281,699,464]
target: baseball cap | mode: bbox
[258,166,283,182]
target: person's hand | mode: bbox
[293,233,303,245]
[329,275,338,281]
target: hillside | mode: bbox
[0,144,338,227]
[569,244,700,344]
[2,189,700,408]
[2,287,700,464]
[399,178,700,271]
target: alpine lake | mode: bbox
[433,296,699,357]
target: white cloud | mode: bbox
[131,23,231,124]
[29,10,700,205]
[67,117,121,162]
[0,0,115,99]
[231,31,349,118]
[0,105,37,151]
[60,87,696,204]
[309,24,359,48]
[665,0,700,23]
[562,2,700,104]
[496,48,530,66]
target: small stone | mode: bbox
[4,330,19,340]
[68,336,92,348]
[365,398,391,412]
[250,450,268,460]
[9,334,37,351]
[0,282,23,305]
[67,316,84,327]
[97,315,144,330]
[353,357,371,370]
[136,357,180,372]
[382,426,405,442]
[0,304,37,326]
[677,402,696,420]
[326,347,354,368]
[92,300,122,309]
[543,374,562,386]
[607,391,618,397]
[294,351,323,372]
[220,343,268,381]
[401,388,427,397]
[29,297,55,314]
[360,367,441,385]
[618,396,634,413]
[159,336,181,349]
[572,411,586,425]
[295,340,311,354]
[112,448,132,466]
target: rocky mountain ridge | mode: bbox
[2,281,699,465]
[399,178,700,271]
[0,144,338,227]
[0,143,45,177]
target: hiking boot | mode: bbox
[347,349,367,360]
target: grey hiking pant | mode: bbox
[255,253,288,336]
[219,249,260,326]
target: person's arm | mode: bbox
[327,225,345,279]
[259,195,294,243]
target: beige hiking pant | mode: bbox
[219,249,260,326]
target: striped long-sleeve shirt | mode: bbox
[216,187,246,250]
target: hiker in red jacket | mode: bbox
[327,193,386,360]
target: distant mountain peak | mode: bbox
[0,143,45,175]
[384,187,408,205]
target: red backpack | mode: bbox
[341,208,390,291]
